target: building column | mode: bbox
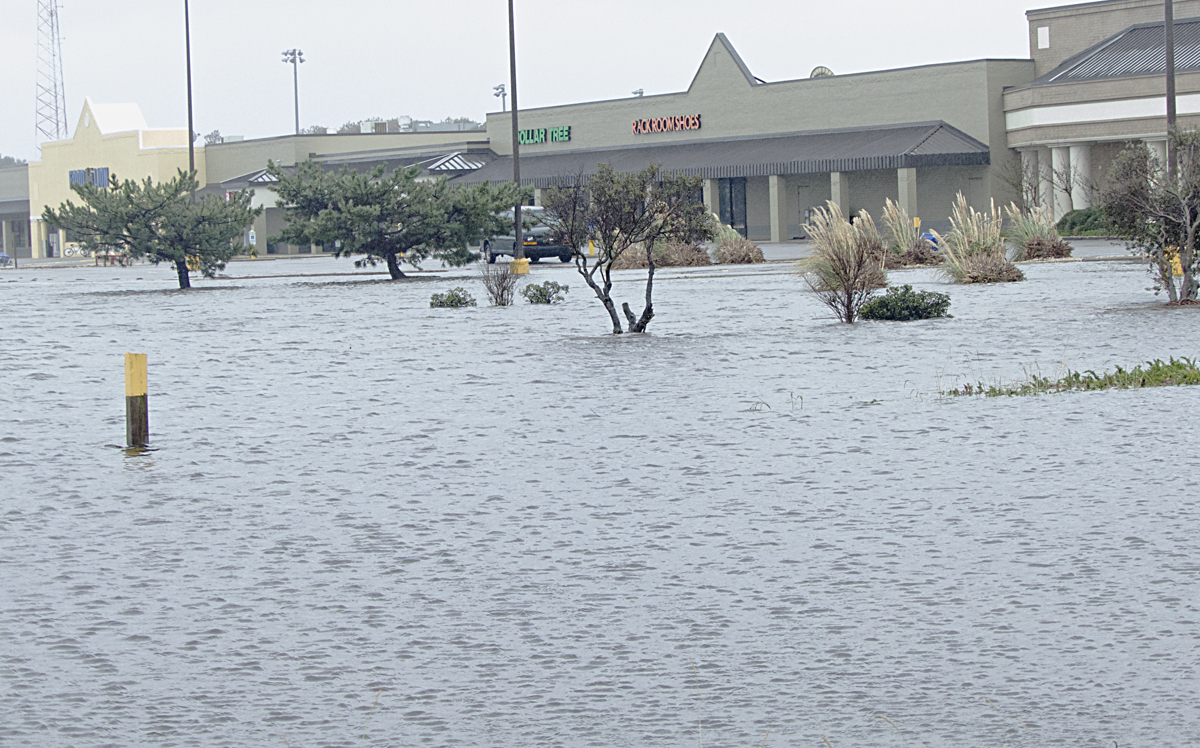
[768,174,787,243]
[702,178,719,217]
[1068,143,1092,210]
[1051,146,1072,218]
[1020,149,1039,206]
[830,172,850,217]
[1146,139,1167,168]
[897,167,918,219]
[533,188,544,207]
[1037,149,1053,212]
[1,220,9,253]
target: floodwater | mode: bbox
[2,255,1198,748]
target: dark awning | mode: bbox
[454,121,990,188]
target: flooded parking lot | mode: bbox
[2,254,1198,747]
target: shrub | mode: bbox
[611,243,649,270]
[713,226,765,264]
[859,285,951,320]
[521,280,569,304]
[881,198,938,267]
[657,240,713,267]
[933,193,1024,284]
[798,201,888,323]
[479,262,517,306]
[429,287,476,308]
[1057,207,1116,236]
[1004,203,1073,260]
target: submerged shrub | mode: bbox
[429,287,476,308]
[859,285,951,320]
[1005,203,1073,260]
[521,280,570,304]
[479,262,517,306]
[934,193,1024,284]
[881,198,938,267]
[798,201,888,323]
[657,240,713,267]
[713,229,766,264]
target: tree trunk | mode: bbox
[627,261,656,333]
[385,251,406,280]
[174,258,191,289]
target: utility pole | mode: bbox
[508,0,524,260]
[1165,0,1177,178]
[282,49,305,135]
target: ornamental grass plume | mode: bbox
[881,198,938,266]
[713,223,765,264]
[933,193,1024,284]
[798,201,887,322]
[1004,202,1073,260]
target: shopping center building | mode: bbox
[1,0,1194,258]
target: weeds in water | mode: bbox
[479,262,517,306]
[944,357,1200,397]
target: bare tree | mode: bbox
[479,262,517,306]
[997,152,1041,213]
[541,164,715,333]
[1103,131,1200,303]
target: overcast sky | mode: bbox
[0,0,1041,162]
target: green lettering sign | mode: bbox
[518,126,571,145]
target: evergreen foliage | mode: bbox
[42,169,260,289]
[429,287,476,308]
[859,285,951,321]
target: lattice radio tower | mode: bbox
[35,0,68,147]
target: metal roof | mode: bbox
[1035,17,1200,85]
[454,121,989,188]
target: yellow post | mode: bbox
[588,239,595,256]
[124,353,148,448]
[1167,246,1183,276]
[511,257,530,275]
[913,216,921,231]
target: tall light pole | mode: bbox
[1165,0,1177,178]
[282,49,305,135]
[508,0,523,259]
[184,0,195,192]
[494,83,507,112]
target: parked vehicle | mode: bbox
[483,206,573,264]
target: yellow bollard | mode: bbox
[588,239,595,256]
[1166,246,1184,276]
[125,353,149,448]
[511,257,530,275]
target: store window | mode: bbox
[717,177,747,237]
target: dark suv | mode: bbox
[483,207,573,264]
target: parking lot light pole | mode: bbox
[508,0,524,260]
[282,49,305,135]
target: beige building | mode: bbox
[3,0,1188,253]
[27,99,200,258]
[1005,0,1200,220]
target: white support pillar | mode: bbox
[1068,143,1092,210]
[830,172,850,217]
[768,174,787,243]
[1038,150,1054,211]
[897,167,918,220]
[0,220,9,254]
[533,188,544,207]
[1146,139,1167,168]
[1020,149,1039,206]
[702,178,719,218]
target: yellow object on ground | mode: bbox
[1166,246,1184,276]
[512,258,530,274]
[124,353,147,397]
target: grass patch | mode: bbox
[946,357,1200,397]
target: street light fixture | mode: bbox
[493,83,507,112]
[281,48,305,135]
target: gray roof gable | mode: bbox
[1034,16,1200,85]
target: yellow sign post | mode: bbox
[124,353,148,448]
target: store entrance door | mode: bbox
[717,177,747,237]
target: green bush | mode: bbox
[521,280,569,304]
[859,285,951,321]
[1057,208,1115,236]
[429,287,476,308]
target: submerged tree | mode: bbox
[540,164,715,333]
[268,160,523,280]
[1103,131,1200,303]
[43,169,260,289]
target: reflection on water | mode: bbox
[2,258,1199,747]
